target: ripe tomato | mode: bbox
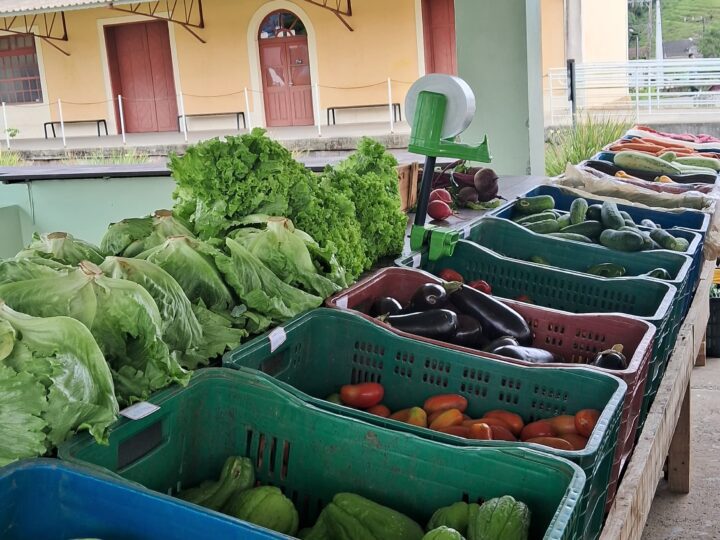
[424,394,468,415]
[520,420,557,441]
[526,437,574,451]
[575,409,601,438]
[487,424,516,441]
[438,269,464,283]
[339,383,384,409]
[468,279,492,294]
[429,409,464,430]
[548,415,578,436]
[560,433,589,450]
[467,422,493,440]
[365,404,391,418]
[485,410,525,436]
[389,407,427,428]
[436,425,470,438]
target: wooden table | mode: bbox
[482,175,712,539]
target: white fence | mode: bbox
[547,59,720,125]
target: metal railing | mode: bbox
[547,58,720,125]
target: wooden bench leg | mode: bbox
[667,379,691,493]
[695,333,707,366]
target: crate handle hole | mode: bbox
[117,420,165,470]
[281,441,290,480]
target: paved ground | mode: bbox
[642,357,720,539]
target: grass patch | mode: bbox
[545,116,630,177]
[65,148,151,165]
[0,151,25,167]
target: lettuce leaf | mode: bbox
[216,238,322,322]
[0,304,119,465]
[136,236,235,312]
[16,232,104,266]
[0,264,189,405]
[101,210,195,257]
[0,258,69,285]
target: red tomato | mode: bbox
[468,280,492,294]
[560,433,589,450]
[438,269,464,283]
[389,407,427,427]
[487,425,517,441]
[526,437,574,451]
[468,422,493,440]
[574,409,601,438]
[549,415,578,436]
[436,425,470,438]
[365,404,391,418]
[485,410,525,437]
[340,383,384,409]
[515,295,533,304]
[423,394,468,415]
[520,420,557,441]
[429,409,464,430]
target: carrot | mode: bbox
[611,144,661,153]
[641,138,694,151]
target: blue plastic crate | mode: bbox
[0,459,280,540]
[493,185,710,234]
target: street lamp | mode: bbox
[629,28,640,59]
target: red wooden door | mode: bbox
[106,21,178,133]
[259,34,313,126]
[422,0,457,75]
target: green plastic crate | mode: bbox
[58,369,586,540]
[398,240,677,427]
[223,309,626,540]
[467,216,693,319]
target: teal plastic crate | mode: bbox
[466,217,694,320]
[397,240,678,429]
[224,309,626,540]
[59,369,586,540]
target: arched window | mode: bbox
[259,10,307,39]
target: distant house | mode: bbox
[663,39,701,59]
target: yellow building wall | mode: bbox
[581,0,628,63]
[30,0,419,134]
[540,0,565,82]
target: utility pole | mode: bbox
[655,0,664,60]
[648,0,654,57]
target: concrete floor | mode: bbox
[642,358,720,539]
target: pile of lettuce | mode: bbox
[0,301,118,466]
[168,129,407,280]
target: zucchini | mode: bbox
[672,237,690,252]
[586,262,626,277]
[515,195,555,215]
[614,151,681,175]
[525,219,561,234]
[649,228,677,250]
[658,151,677,162]
[640,219,658,229]
[600,201,625,230]
[516,211,556,225]
[675,156,720,171]
[599,229,644,252]
[623,219,637,227]
[569,198,589,225]
[640,233,660,251]
[586,204,602,222]
[556,214,572,229]
[561,220,602,239]
[644,268,672,280]
[547,232,593,243]
[619,210,633,221]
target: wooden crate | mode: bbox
[396,162,419,212]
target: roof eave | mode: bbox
[0,1,110,19]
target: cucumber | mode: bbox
[640,233,660,251]
[599,229,644,252]
[658,151,677,162]
[586,204,602,222]
[547,232,593,243]
[649,228,677,250]
[516,211,557,225]
[623,219,637,228]
[561,220,602,239]
[600,201,625,230]
[530,256,549,265]
[640,219,658,229]
[570,198,589,225]
[526,219,561,234]
[614,150,681,175]
[675,156,720,171]
[556,214,572,229]
[586,262,626,278]
[515,195,555,215]
[619,210,633,221]
[644,268,672,280]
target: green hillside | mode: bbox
[629,0,720,56]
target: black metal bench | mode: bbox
[178,111,246,131]
[327,103,401,125]
[44,119,108,138]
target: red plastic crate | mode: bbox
[327,267,655,508]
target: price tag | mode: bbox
[120,401,160,420]
[269,327,287,352]
[336,296,348,309]
[411,253,421,268]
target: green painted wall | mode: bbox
[0,177,176,251]
[455,0,545,175]
[0,206,24,259]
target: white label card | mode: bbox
[411,253,421,268]
[269,327,287,352]
[336,296,348,309]
[120,401,160,420]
